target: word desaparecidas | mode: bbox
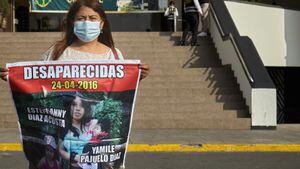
[24,65,124,80]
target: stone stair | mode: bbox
[0,32,251,129]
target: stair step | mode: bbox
[136,94,244,103]
[0,39,211,46]
[0,101,15,107]
[135,101,248,115]
[145,74,236,82]
[0,91,243,107]
[1,59,222,69]
[1,57,39,62]
[0,48,216,55]
[139,83,238,90]
[0,42,54,48]
[138,81,238,89]
[116,42,214,48]
[0,37,191,43]
[148,66,232,74]
[134,102,247,113]
[120,45,216,52]
[0,32,62,38]
[0,38,59,43]
[0,121,18,128]
[133,110,249,120]
[0,113,18,121]
[0,42,178,48]
[1,73,239,92]
[2,59,223,69]
[0,46,212,52]
[147,67,233,75]
[0,42,216,55]
[0,89,244,101]
[0,31,208,38]
[0,105,16,114]
[138,88,241,97]
[0,32,179,38]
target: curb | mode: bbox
[1,143,300,152]
[128,144,300,152]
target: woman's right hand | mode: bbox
[0,67,8,81]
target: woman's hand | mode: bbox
[0,67,8,81]
[140,63,150,80]
[74,154,80,163]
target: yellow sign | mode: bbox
[35,0,52,8]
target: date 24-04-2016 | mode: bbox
[51,80,98,90]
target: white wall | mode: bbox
[210,15,252,107]
[225,1,300,67]
[284,10,300,66]
[209,9,277,127]
[252,88,277,126]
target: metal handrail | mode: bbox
[210,4,254,83]
[228,33,254,83]
[210,5,225,37]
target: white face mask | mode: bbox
[73,21,101,42]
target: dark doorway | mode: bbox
[267,67,300,123]
[15,0,29,32]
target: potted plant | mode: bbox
[0,0,9,31]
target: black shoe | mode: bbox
[191,42,198,46]
[180,41,186,46]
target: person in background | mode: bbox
[197,0,209,37]
[180,0,203,46]
[164,1,179,32]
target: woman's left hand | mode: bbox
[0,67,8,81]
[140,63,150,80]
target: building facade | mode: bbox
[2,0,300,32]
[2,0,183,32]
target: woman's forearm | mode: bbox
[59,139,70,160]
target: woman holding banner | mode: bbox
[0,0,147,169]
[0,0,149,80]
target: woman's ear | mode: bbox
[100,21,104,30]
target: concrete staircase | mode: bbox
[0,32,251,129]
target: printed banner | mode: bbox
[7,60,140,169]
[30,0,118,12]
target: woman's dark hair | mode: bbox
[76,96,92,131]
[169,1,175,6]
[64,95,93,137]
[52,0,114,60]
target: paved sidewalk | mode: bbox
[129,125,300,144]
[1,124,300,144]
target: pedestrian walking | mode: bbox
[180,0,203,46]
[198,0,209,37]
